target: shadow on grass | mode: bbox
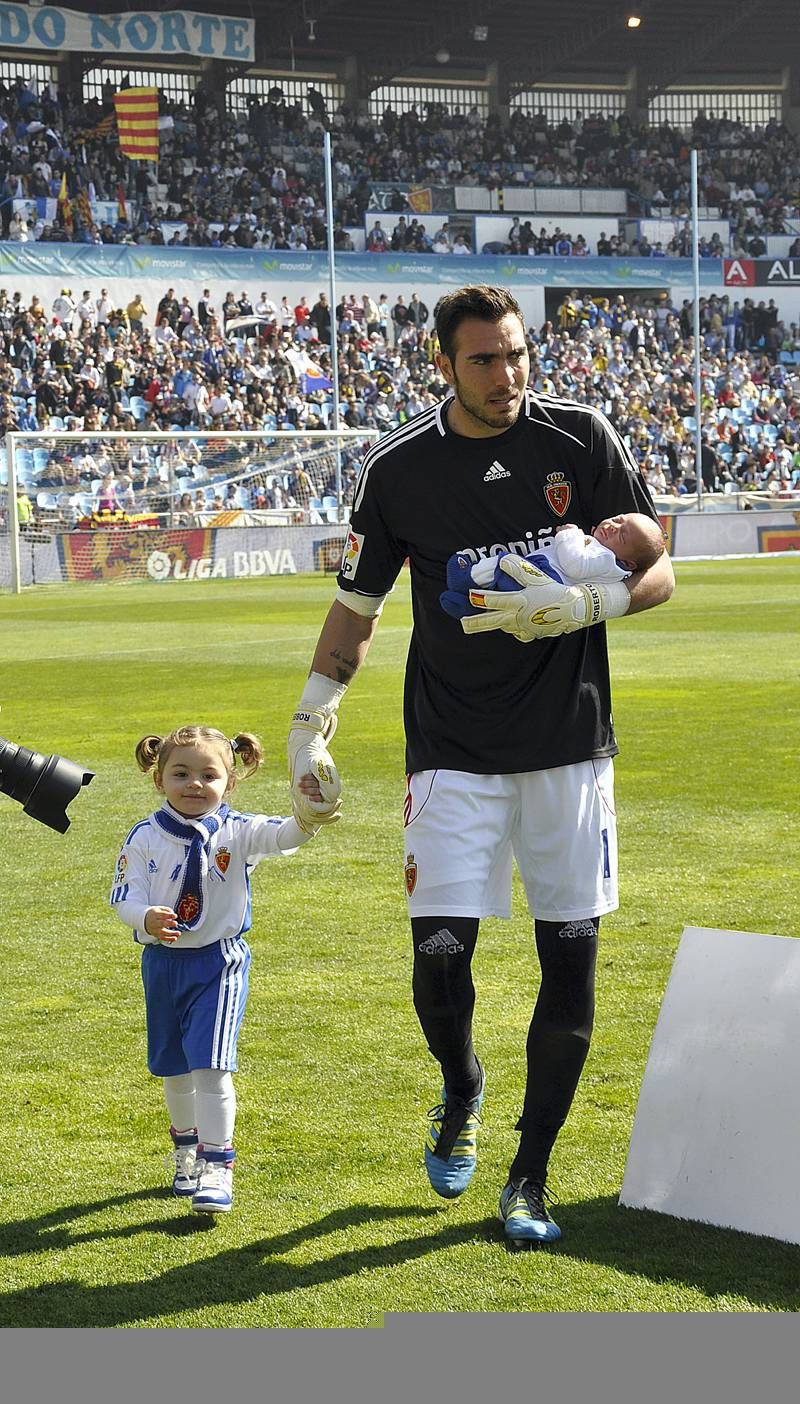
[3,1191,799,1322]
[549,1194,800,1310]
[0,1188,217,1257]
[0,1200,495,1327]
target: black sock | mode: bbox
[411,916,481,1100]
[509,917,598,1183]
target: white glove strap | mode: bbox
[587,579,631,623]
[299,672,348,712]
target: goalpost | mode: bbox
[1,429,379,592]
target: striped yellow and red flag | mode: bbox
[113,87,159,161]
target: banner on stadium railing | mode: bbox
[0,5,254,62]
[0,243,725,291]
[13,197,129,232]
[367,184,456,214]
[724,258,800,287]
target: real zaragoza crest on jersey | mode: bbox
[404,852,417,896]
[544,471,572,517]
[215,847,231,874]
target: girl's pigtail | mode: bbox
[230,731,264,779]
[135,734,163,773]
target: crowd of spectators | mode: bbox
[4,273,800,536]
[1,69,799,256]
[2,67,800,529]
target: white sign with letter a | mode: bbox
[620,925,800,1244]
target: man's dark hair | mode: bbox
[435,285,525,362]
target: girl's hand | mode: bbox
[297,772,325,804]
[144,906,181,943]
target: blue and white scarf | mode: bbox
[153,804,230,930]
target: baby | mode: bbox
[440,512,666,620]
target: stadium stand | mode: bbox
[2,34,800,531]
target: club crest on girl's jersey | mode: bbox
[215,847,231,874]
[404,852,417,896]
[544,471,572,517]
[177,893,200,924]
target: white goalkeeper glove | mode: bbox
[460,554,630,642]
[288,673,346,828]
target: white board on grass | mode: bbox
[619,925,800,1244]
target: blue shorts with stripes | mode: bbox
[141,937,251,1077]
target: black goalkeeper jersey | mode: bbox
[338,390,659,775]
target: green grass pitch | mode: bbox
[0,556,798,1323]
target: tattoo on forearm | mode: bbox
[329,648,358,683]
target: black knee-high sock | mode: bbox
[509,917,599,1183]
[411,916,481,1101]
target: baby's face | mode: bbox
[593,515,638,572]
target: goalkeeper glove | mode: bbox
[287,673,346,828]
[460,554,630,641]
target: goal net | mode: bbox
[0,429,378,590]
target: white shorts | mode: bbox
[403,761,618,923]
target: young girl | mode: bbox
[110,725,322,1214]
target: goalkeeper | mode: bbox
[287,284,674,1248]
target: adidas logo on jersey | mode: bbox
[418,927,465,955]
[483,460,511,482]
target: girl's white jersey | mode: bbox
[111,803,303,949]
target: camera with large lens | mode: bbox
[0,736,94,832]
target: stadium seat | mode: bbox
[73,493,94,520]
[234,485,251,509]
[129,396,147,422]
[33,448,51,474]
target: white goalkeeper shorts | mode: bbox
[402,760,618,923]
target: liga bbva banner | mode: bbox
[0,5,254,62]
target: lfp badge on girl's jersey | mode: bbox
[544,471,571,517]
[215,848,231,874]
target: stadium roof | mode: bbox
[22,1,798,97]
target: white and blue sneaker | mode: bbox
[498,1177,561,1246]
[167,1126,199,1198]
[424,1063,485,1199]
[192,1145,235,1214]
